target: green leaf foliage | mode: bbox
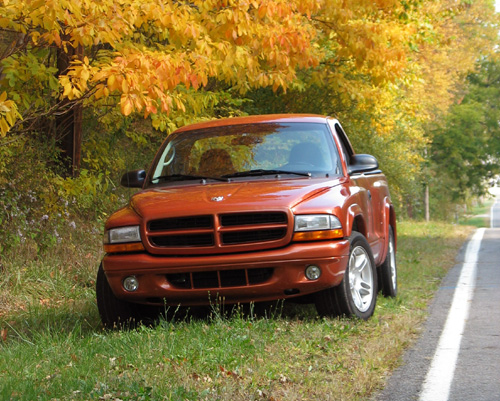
[430,57,500,205]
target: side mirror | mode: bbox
[121,169,146,188]
[348,154,380,175]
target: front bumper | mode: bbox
[102,239,350,306]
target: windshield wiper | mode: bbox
[222,169,311,178]
[152,174,229,183]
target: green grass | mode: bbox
[458,198,494,228]
[0,221,474,400]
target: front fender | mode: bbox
[380,197,397,261]
[345,203,366,238]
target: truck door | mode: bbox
[328,120,384,261]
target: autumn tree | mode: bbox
[244,0,498,214]
[1,0,498,220]
[0,0,320,175]
[244,1,431,204]
[408,0,499,218]
[428,55,500,218]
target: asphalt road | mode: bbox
[491,198,500,229]
[375,199,500,401]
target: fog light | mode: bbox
[123,276,139,292]
[305,265,321,280]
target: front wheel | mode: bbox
[315,232,378,320]
[96,263,159,329]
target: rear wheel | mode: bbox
[379,226,397,297]
[96,263,159,329]
[315,232,378,320]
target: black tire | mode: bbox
[378,226,397,298]
[96,263,159,329]
[315,232,378,320]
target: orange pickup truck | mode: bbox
[97,114,397,327]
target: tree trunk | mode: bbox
[56,42,83,177]
[425,183,430,222]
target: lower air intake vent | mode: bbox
[166,268,274,289]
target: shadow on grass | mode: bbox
[1,297,321,345]
[127,300,320,331]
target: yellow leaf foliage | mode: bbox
[0,0,321,121]
[262,0,498,202]
[0,0,497,165]
[0,92,22,137]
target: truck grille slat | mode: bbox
[149,215,213,231]
[150,233,214,247]
[147,212,288,253]
[220,212,287,226]
[222,228,287,244]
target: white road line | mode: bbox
[419,228,485,401]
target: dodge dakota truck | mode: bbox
[97,114,397,327]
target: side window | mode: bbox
[335,123,353,166]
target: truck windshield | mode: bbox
[150,122,342,185]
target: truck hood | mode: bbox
[130,177,343,220]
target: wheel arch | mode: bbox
[346,204,368,238]
[376,198,397,265]
[385,199,397,252]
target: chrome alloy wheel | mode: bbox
[348,245,375,313]
[388,236,397,291]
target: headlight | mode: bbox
[104,226,141,244]
[293,215,343,241]
[104,226,144,253]
[294,215,342,231]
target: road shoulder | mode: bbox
[373,233,471,401]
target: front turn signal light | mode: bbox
[104,242,145,254]
[292,229,344,242]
